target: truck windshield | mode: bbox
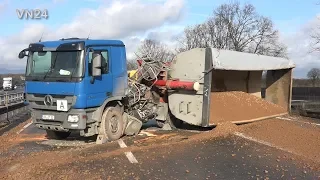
[26,50,84,81]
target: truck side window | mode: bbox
[88,50,109,76]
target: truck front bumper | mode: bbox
[31,109,87,132]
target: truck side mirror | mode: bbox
[18,50,27,59]
[92,52,102,77]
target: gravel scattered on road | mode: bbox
[239,118,320,168]
[0,119,32,152]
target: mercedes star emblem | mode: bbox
[44,95,53,106]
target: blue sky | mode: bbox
[0,0,317,34]
[0,0,319,77]
[0,0,320,30]
[0,0,320,31]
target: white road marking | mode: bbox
[16,122,32,134]
[276,117,320,126]
[234,132,306,158]
[138,131,157,137]
[117,139,138,164]
[275,116,292,121]
[118,138,128,148]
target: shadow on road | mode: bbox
[142,119,214,131]
[63,132,98,143]
[0,112,31,136]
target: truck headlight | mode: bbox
[68,115,79,122]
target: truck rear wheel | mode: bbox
[101,107,124,141]
[46,130,71,140]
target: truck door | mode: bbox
[85,46,113,107]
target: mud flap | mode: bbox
[155,102,168,121]
[96,108,111,144]
[161,123,172,131]
[123,113,143,136]
[96,134,108,144]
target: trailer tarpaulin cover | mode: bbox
[210,48,295,71]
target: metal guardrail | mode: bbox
[0,91,26,124]
[291,100,320,113]
[0,91,24,107]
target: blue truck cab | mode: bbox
[18,38,128,140]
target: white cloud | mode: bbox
[8,0,318,79]
[54,0,185,39]
[0,0,9,16]
[0,0,186,70]
[282,16,320,78]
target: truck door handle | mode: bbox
[187,102,191,114]
[179,101,183,113]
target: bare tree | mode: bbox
[137,39,175,62]
[307,68,320,87]
[177,1,287,58]
[177,24,210,51]
[127,60,138,70]
[308,2,320,52]
[310,24,320,52]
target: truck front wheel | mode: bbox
[46,130,71,140]
[101,107,124,141]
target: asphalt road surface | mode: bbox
[0,118,319,180]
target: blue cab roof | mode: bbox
[33,38,124,48]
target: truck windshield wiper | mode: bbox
[43,53,59,80]
[70,51,82,81]
[56,79,67,82]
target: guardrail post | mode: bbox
[5,92,9,123]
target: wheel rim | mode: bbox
[110,115,119,133]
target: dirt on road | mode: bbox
[238,118,320,165]
[0,115,320,179]
[0,119,32,152]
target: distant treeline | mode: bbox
[261,78,319,88]
[292,79,320,87]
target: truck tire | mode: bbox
[101,107,124,141]
[46,130,71,140]
[166,110,183,129]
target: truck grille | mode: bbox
[26,93,76,111]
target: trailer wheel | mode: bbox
[46,130,71,140]
[166,111,183,129]
[101,107,124,141]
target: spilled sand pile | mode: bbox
[190,121,240,141]
[209,91,287,124]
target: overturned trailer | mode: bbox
[167,48,295,127]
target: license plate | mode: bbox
[42,115,54,120]
[57,100,68,111]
